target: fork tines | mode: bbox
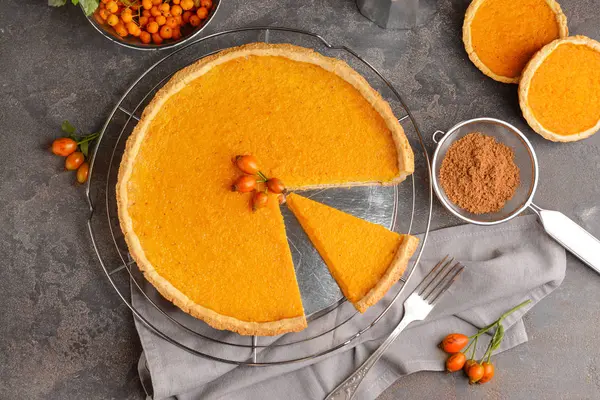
[416,256,465,305]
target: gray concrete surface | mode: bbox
[1,0,600,398]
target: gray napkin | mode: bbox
[132,214,566,400]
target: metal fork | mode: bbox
[325,256,464,400]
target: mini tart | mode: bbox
[286,193,419,313]
[117,43,415,336]
[463,0,568,83]
[519,36,600,142]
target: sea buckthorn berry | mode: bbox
[142,9,151,16]
[152,32,163,44]
[189,15,201,27]
[76,162,90,184]
[196,7,208,19]
[114,23,128,37]
[121,9,133,23]
[174,15,183,25]
[200,0,212,8]
[101,0,110,4]
[146,21,159,33]
[106,1,118,13]
[126,21,138,34]
[140,30,152,44]
[171,26,182,40]
[139,16,149,26]
[166,17,178,28]
[159,25,172,39]
[182,10,192,23]
[65,152,84,171]
[155,15,166,25]
[98,8,110,20]
[181,0,194,10]
[150,6,161,16]
[142,0,152,9]
[170,4,183,16]
[107,13,119,26]
[99,2,105,9]
[159,3,170,13]
[151,0,161,5]
[172,0,180,4]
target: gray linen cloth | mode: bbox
[132,214,566,400]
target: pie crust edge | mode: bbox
[117,42,415,336]
[519,35,600,142]
[355,234,419,313]
[462,0,568,84]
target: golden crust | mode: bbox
[354,235,419,313]
[463,0,568,84]
[117,42,413,336]
[518,35,600,142]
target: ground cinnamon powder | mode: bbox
[439,132,520,214]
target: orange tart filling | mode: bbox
[286,193,418,313]
[464,0,567,82]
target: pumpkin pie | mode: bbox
[286,193,419,313]
[463,0,568,83]
[519,36,600,142]
[117,43,415,336]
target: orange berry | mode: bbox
[98,8,110,20]
[139,16,149,26]
[159,3,170,13]
[252,192,269,211]
[114,22,128,37]
[126,21,139,35]
[106,0,118,13]
[142,0,152,9]
[172,0,180,3]
[166,16,178,28]
[196,7,208,19]
[107,13,119,26]
[170,4,182,16]
[159,25,172,39]
[76,162,90,184]
[142,9,151,16]
[151,0,161,4]
[150,6,161,16]
[180,0,194,10]
[101,0,110,4]
[189,15,201,27]
[174,15,183,25]
[121,9,133,23]
[152,32,163,44]
[98,2,105,9]
[200,0,212,8]
[155,15,166,25]
[146,21,159,33]
[171,26,182,39]
[140,30,152,44]
[182,10,192,23]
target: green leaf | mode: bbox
[49,0,68,6]
[71,0,79,5]
[490,323,504,351]
[79,0,99,15]
[61,120,76,135]
[80,140,89,158]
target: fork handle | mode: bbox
[324,315,416,400]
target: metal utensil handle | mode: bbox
[530,203,600,274]
[325,315,415,400]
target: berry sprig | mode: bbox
[439,299,531,385]
[50,121,99,184]
[231,155,286,211]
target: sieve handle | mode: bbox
[530,203,600,275]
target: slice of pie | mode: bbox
[463,0,568,83]
[519,36,600,142]
[117,43,415,336]
[286,193,419,313]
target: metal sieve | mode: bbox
[431,117,600,274]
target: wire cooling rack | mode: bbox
[85,27,433,366]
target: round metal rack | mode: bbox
[85,27,433,366]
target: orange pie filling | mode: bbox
[526,43,600,136]
[469,0,563,79]
[120,45,413,333]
